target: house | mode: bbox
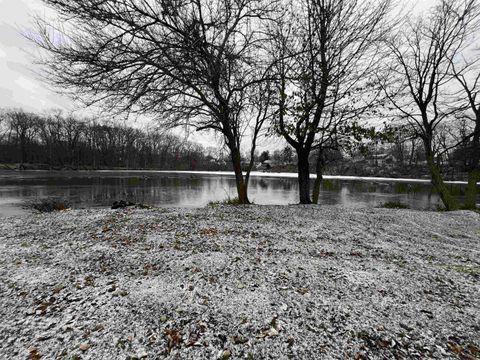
[257,160,273,171]
[369,153,396,166]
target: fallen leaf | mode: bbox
[232,335,248,344]
[165,329,182,351]
[447,341,463,355]
[218,349,231,360]
[28,348,42,360]
[257,327,279,338]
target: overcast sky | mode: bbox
[0,0,432,143]
[0,0,74,112]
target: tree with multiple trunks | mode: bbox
[382,0,480,210]
[269,0,393,204]
[31,0,278,204]
[449,47,480,209]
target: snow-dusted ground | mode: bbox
[0,205,479,359]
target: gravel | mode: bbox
[0,205,479,359]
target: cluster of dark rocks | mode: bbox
[111,200,136,209]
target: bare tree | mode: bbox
[62,116,85,167]
[449,47,480,208]
[0,110,6,145]
[38,111,64,167]
[382,0,480,210]
[7,110,40,165]
[30,0,278,203]
[270,0,393,204]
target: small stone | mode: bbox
[62,325,74,332]
[267,327,279,337]
[137,350,148,358]
[79,342,90,351]
[36,333,52,341]
[112,289,129,297]
[399,322,414,332]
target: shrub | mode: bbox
[24,198,70,213]
[459,204,479,211]
[208,196,252,207]
[382,200,410,209]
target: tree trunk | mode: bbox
[230,146,250,204]
[312,151,325,204]
[20,138,27,164]
[409,139,415,166]
[297,150,312,204]
[464,169,479,209]
[421,133,458,211]
[464,126,480,209]
[426,155,458,211]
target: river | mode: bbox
[0,170,471,217]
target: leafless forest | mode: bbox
[0,109,224,171]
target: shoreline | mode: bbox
[0,205,479,359]
[0,168,476,185]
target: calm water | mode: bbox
[0,170,470,217]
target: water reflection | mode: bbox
[0,170,466,217]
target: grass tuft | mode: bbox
[208,196,253,207]
[23,198,70,213]
[459,204,479,211]
[443,264,480,277]
[382,200,410,209]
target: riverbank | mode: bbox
[0,206,479,359]
[1,164,474,183]
[0,167,475,185]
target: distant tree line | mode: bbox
[1,105,471,176]
[0,109,225,171]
